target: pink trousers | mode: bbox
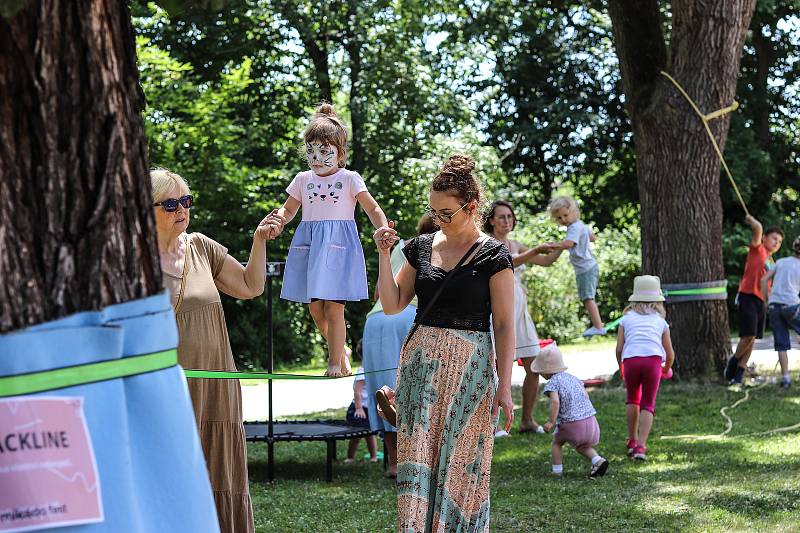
[623,356,662,414]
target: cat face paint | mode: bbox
[306,142,339,176]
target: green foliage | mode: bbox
[132,0,800,367]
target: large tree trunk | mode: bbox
[0,0,161,333]
[608,0,756,377]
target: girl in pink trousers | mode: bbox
[615,275,675,461]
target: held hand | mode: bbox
[744,214,757,227]
[373,220,399,254]
[543,421,554,433]
[258,209,285,241]
[492,385,514,433]
[589,233,597,243]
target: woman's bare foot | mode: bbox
[519,421,544,434]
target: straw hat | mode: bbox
[531,343,567,374]
[629,275,665,302]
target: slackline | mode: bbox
[184,367,398,380]
[0,348,178,398]
[604,284,728,331]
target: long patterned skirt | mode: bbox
[396,325,497,532]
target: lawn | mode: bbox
[247,376,800,532]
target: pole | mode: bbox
[266,243,274,482]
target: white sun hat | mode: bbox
[629,275,665,302]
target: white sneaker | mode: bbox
[494,430,510,439]
[582,326,607,338]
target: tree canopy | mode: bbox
[129,0,800,368]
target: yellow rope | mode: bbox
[659,70,749,216]
[661,382,800,441]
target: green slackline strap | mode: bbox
[604,286,728,331]
[184,367,399,380]
[0,349,178,398]
[664,286,727,296]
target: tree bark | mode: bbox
[0,0,161,333]
[609,0,757,377]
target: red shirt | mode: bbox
[739,243,770,300]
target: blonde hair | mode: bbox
[623,302,666,318]
[150,168,190,203]
[548,196,579,223]
[303,103,348,167]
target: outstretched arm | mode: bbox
[357,191,389,230]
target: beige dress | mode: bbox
[164,232,255,533]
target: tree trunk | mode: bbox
[0,0,161,333]
[609,0,757,377]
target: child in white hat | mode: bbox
[533,344,609,478]
[615,275,675,461]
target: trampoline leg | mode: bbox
[268,441,274,482]
[383,437,388,470]
[326,440,335,482]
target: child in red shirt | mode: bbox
[725,215,784,384]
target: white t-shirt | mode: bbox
[353,367,368,406]
[286,168,368,221]
[620,311,669,361]
[769,256,800,306]
[564,220,597,274]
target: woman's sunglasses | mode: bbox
[424,202,469,224]
[153,195,193,212]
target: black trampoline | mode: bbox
[248,261,380,483]
[245,420,378,482]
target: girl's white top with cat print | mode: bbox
[287,168,368,221]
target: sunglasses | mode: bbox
[425,202,469,224]
[153,195,193,212]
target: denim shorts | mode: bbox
[768,303,800,352]
[575,264,600,301]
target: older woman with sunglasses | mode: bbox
[151,168,282,533]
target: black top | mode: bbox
[403,233,513,332]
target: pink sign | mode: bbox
[0,397,103,532]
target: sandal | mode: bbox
[590,458,609,478]
[375,387,397,428]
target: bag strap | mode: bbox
[403,236,487,349]
[173,234,192,314]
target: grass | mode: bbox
[247,375,800,532]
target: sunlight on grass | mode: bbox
[249,381,800,531]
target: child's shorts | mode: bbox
[346,401,371,428]
[554,415,600,448]
[768,303,800,352]
[623,355,663,414]
[575,264,600,301]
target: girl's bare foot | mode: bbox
[325,363,344,377]
[342,345,353,376]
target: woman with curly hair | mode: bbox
[373,154,515,532]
